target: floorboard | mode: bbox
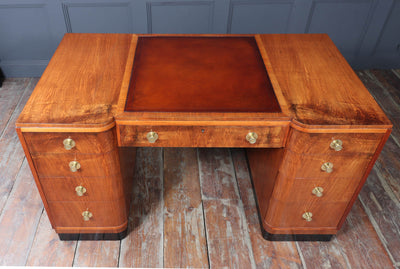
[119,148,164,268]
[231,149,302,269]
[0,160,43,266]
[0,78,36,213]
[0,78,29,136]
[26,211,76,266]
[163,148,208,268]
[73,240,120,267]
[0,72,399,268]
[297,200,393,269]
[198,149,255,268]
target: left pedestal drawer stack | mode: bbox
[16,128,136,240]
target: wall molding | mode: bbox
[305,0,377,57]
[371,0,400,55]
[61,1,132,33]
[0,59,49,77]
[146,0,215,33]
[0,3,46,9]
[227,0,294,33]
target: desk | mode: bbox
[16,34,392,241]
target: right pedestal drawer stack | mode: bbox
[247,128,388,240]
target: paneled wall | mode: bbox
[0,0,399,76]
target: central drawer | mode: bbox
[117,125,288,148]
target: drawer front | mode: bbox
[280,151,372,179]
[118,125,288,148]
[48,199,127,228]
[288,130,383,155]
[40,177,124,201]
[23,130,116,154]
[265,199,347,228]
[32,150,120,178]
[271,177,360,202]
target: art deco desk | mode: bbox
[16,34,392,241]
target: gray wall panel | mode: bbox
[147,1,215,33]
[0,1,58,76]
[373,0,400,54]
[62,1,133,33]
[306,0,376,61]
[228,0,295,33]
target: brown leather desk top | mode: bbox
[125,36,281,113]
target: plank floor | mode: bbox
[0,70,399,268]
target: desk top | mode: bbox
[16,33,391,132]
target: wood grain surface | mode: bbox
[119,148,164,268]
[0,160,43,265]
[163,148,208,268]
[259,34,391,127]
[0,79,36,213]
[198,148,255,268]
[118,124,287,148]
[16,34,132,129]
[231,149,302,268]
[26,211,76,266]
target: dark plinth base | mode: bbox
[262,228,333,241]
[58,229,128,241]
[0,67,4,87]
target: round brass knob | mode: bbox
[63,138,76,150]
[246,132,258,144]
[75,186,87,196]
[146,131,158,143]
[302,212,313,222]
[330,139,343,151]
[312,187,324,197]
[321,162,333,173]
[82,210,93,221]
[69,161,81,172]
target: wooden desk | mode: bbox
[16,34,392,241]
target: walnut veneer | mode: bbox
[16,33,392,241]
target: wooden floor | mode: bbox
[0,70,399,268]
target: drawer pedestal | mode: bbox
[247,128,390,240]
[18,128,135,240]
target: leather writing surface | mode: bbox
[125,36,281,113]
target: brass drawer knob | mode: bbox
[69,161,81,172]
[146,131,158,143]
[330,139,343,151]
[246,132,258,144]
[82,210,93,221]
[321,162,333,173]
[312,187,324,197]
[63,138,76,150]
[302,212,313,222]
[75,186,87,196]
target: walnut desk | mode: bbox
[16,34,392,241]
